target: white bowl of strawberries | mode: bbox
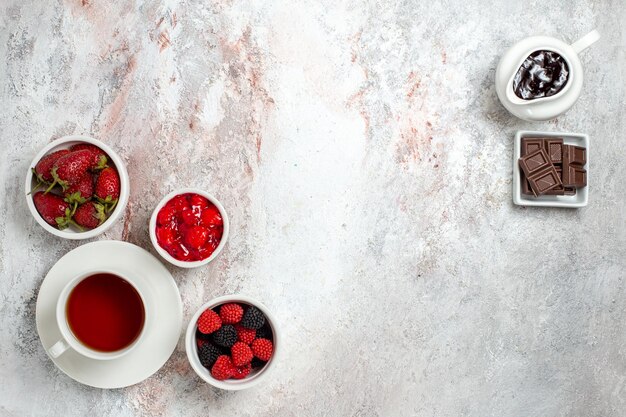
[185,295,279,390]
[25,135,129,240]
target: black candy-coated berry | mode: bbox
[255,325,272,340]
[198,343,222,368]
[212,324,237,347]
[251,357,267,369]
[196,328,212,340]
[240,306,266,330]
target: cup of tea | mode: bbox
[48,270,150,360]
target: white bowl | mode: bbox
[185,295,280,390]
[149,188,229,268]
[25,135,130,240]
[512,130,589,208]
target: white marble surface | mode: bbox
[1,0,626,416]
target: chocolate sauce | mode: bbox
[512,50,569,100]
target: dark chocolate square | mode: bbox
[528,165,563,196]
[545,138,563,164]
[519,148,551,176]
[521,138,544,156]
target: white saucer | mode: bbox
[36,241,182,389]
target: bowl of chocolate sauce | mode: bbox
[495,30,599,121]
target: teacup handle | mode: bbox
[571,29,600,54]
[48,339,70,358]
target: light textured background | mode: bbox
[1,0,625,416]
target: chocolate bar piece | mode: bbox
[521,175,532,195]
[520,139,542,194]
[518,149,563,196]
[542,167,577,196]
[543,166,565,195]
[545,138,563,164]
[521,138,544,156]
[563,165,587,187]
[562,145,587,187]
[564,145,586,166]
[519,148,551,173]
[529,166,563,196]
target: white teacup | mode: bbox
[496,30,600,121]
[48,269,152,361]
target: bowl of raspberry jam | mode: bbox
[150,189,229,268]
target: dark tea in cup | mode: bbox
[66,273,145,352]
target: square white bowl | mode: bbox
[512,130,589,208]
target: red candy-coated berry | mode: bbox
[185,226,209,249]
[197,309,222,334]
[232,363,251,380]
[211,355,235,380]
[231,342,253,367]
[220,303,244,324]
[251,338,273,361]
[235,325,256,344]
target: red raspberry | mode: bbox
[251,338,273,361]
[185,226,209,249]
[235,325,256,344]
[190,194,209,209]
[197,309,221,334]
[200,205,222,227]
[231,342,253,366]
[232,363,251,380]
[157,205,176,226]
[211,355,235,380]
[220,303,244,324]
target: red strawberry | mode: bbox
[48,150,93,191]
[32,191,72,229]
[32,149,70,184]
[69,144,108,169]
[235,325,256,344]
[251,338,273,361]
[95,167,120,210]
[211,355,235,380]
[232,363,251,379]
[184,226,209,249]
[231,342,253,366]
[72,202,105,230]
[220,303,244,324]
[197,309,222,334]
[64,172,94,205]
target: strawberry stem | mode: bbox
[44,181,57,194]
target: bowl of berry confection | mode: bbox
[185,295,279,390]
[25,135,129,240]
[149,188,229,268]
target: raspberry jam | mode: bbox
[155,193,224,262]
